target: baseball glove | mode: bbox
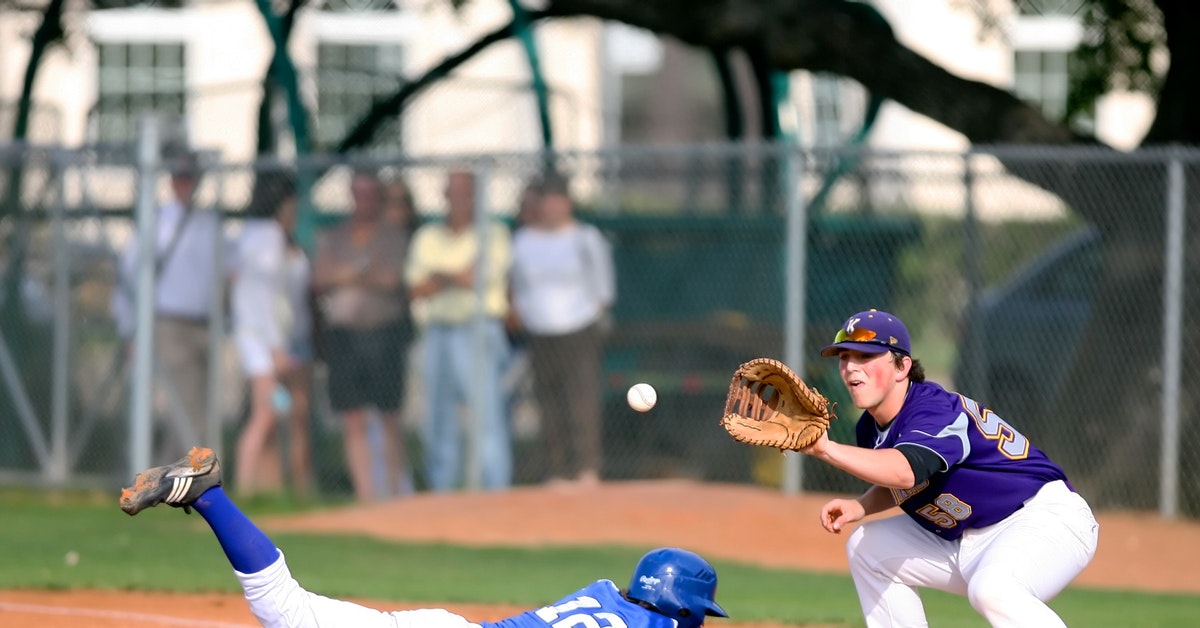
[721,358,835,451]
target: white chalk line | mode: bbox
[0,600,258,627]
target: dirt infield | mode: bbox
[3,480,1199,627]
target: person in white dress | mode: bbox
[232,169,315,496]
[508,173,616,486]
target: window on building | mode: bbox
[320,0,397,11]
[1010,9,1085,126]
[95,42,186,143]
[315,42,404,149]
[93,0,185,8]
[1015,0,1085,16]
[1013,49,1071,121]
[811,75,849,148]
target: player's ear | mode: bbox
[892,352,912,380]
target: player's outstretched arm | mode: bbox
[801,439,916,489]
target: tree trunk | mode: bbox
[540,0,1199,509]
[545,0,1085,145]
[4,0,64,327]
[1043,0,1200,509]
[332,0,1200,509]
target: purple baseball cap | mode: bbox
[819,309,912,357]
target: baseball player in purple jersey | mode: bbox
[803,309,1099,627]
[119,447,728,628]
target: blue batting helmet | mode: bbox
[627,548,728,628]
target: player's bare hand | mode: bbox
[819,497,865,534]
[799,430,831,457]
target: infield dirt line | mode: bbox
[0,601,257,627]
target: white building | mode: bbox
[0,0,606,160]
[866,0,1153,152]
[780,0,1157,219]
[0,1,1156,173]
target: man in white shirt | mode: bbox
[111,150,233,464]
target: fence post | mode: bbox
[1159,150,1185,519]
[206,152,226,458]
[129,113,161,476]
[467,160,494,491]
[49,151,70,482]
[960,151,985,396]
[783,144,809,494]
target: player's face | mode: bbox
[837,350,904,412]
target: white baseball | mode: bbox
[627,383,657,412]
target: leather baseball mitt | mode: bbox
[721,358,835,451]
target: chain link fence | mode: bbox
[0,101,62,144]
[0,139,1196,517]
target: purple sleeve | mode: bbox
[893,405,971,471]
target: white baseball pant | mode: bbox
[845,480,1099,627]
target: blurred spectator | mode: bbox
[231,168,314,497]
[111,149,233,465]
[380,172,420,493]
[508,173,615,487]
[312,168,411,502]
[383,175,419,240]
[504,180,543,352]
[406,169,513,491]
[514,178,542,231]
[501,178,542,462]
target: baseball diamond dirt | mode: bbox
[1,479,1198,627]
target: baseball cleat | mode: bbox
[119,446,221,516]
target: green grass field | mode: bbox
[3,491,1198,627]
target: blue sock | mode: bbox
[193,486,281,574]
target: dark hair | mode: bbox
[167,150,200,179]
[386,176,415,211]
[351,165,382,183]
[384,175,418,237]
[892,352,926,383]
[245,169,296,219]
[535,170,570,197]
